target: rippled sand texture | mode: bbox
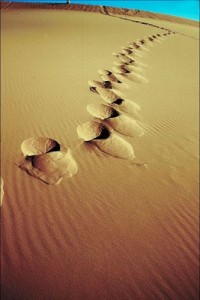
[1,3,199,300]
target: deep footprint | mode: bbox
[112,66,148,83]
[19,137,77,185]
[77,120,135,160]
[89,86,141,113]
[87,103,145,137]
[98,69,122,83]
[88,80,112,90]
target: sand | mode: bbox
[1,3,199,299]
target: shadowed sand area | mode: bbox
[1,3,199,300]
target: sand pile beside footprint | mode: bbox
[87,103,145,137]
[19,137,78,185]
[77,120,135,160]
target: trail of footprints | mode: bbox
[77,31,174,164]
[18,31,174,185]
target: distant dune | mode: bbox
[1,1,199,27]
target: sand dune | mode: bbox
[1,3,199,300]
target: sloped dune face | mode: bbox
[20,138,77,184]
[1,4,199,300]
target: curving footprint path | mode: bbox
[17,28,174,182]
[77,31,173,162]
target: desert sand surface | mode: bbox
[1,3,199,300]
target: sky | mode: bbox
[5,0,199,21]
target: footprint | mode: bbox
[114,50,143,60]
[118,53,135,64]
[143,38,154,47]
[87,103,118,120]
[121,48,134,55]
[92,86,123,104]
[90,86,141,113]
[112,99,141,115]
[113,62,144,74]
[19,137,77,185]
[98,69,122,83]
[113,60,148,69]
[127,42,141,50]
[148,36,160,44]
[77,120,135,160]
[124,44,149,53]
[150,35,162,44]
[127,42,149,53]
[112,66,148,83]
[1,178,4,206]
[87,103,145,137]
[155,34,165,41]
[134,43,150,52]
[138,39,146,45]
[88,80,112,90]
[113,63,146,74]
[113,65,131,74]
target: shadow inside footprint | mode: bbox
[77,120,135,160]
[19,137,77,185]
[112,99,141,115]
[98,69,122,83]
[113,65,148,83]
[88,80,112,90]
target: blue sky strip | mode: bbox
[3,0,199,21]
